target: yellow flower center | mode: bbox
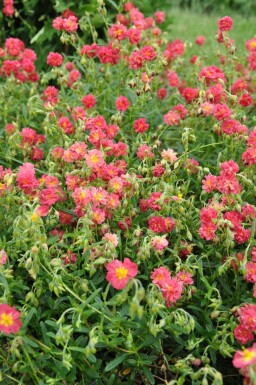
[0,313,14,327]
[178,193,183,200]
[113,182,121,190]
[116,266,128,280]
[90,154,99,164]
[31,213,39,222]
[94,192,103,201]
[243,349,256,362]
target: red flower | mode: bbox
[140,45,156,61]
[82,94,96,109]
[115,96,130,111]
[106,258,138,290]
[195,36,205,46]
[154,11,165,24]
[218,16,233,32]
[108,24,127,41]
[133,118,149,133]
[46,52,63,67]
[161,278,183,306]
[127,28,141,45]
[16,162,39,195]
[239,304,256,332]
[148,216,175,233]
[234,324,254,345]
[63,16,78,33]
[5,38,24,57]
[129,51,144,69]
[0,304,21,334]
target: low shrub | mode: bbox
[0,1,256,385]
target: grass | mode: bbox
[163,7,256,64]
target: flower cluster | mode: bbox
[150,267,193,306]
[0,38,39,82]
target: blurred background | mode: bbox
[0,0,255,71]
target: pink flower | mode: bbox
[185,158,199,174]
[62,251,77,265]
[133,118,149,133]
[137,145,154,160]
[115,96,130,111]
[127,28,141,45]
[245,262,256,283]
[233,226,250,244]
[195,36,205,46]
[63,16,78,33]
[148,216,175,233]
[108,24,127,41]
[202,175,218,193]
[163,110,181,126]
[85,149,105,169]
[46,52,63,67]
[176,271,194,285]
[39,188,60,206]
[109,177,124,192]
[234,325,254,345]
[52,17,64,30]
[91,187,108,205]
[151,236,169,251]
[157,88,167,100]
[167,71,180,87]
[161,148,177,164]
[161,278,183,306]
[5,38,24,56]
[201,102,214,116]
[213,103,232,121]
[218,16,233,32]
[92,208,106,224]
[16,162,39,195]
[239,304,256,332]
[106,258,138,289]
[150,266,171,286]
[154,11,165,24]
[3,0,14,16]
[153,164,165,177]
[82,94,96,109]
[246,37,256,52]
[0,250,7,265]
[103,233,119,247]
[181,87,199,104]
[72,188,92,207]
[251,247,256,262]
[233,344,256,369]
[58,116,74,135]
[172,104,188,119]
[0,304,22,334]
[36,205,50,217]
[140,45,156,61]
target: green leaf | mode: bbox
[142,366,155,385]
[22,307,37,330]
[30,26,45,44]
[105,353,127,372]
[106,0,119,11]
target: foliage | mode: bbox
[168,0,256,16]
[0,0,120,71]
[0,1,256,385]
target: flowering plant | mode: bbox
[0,1,256,385]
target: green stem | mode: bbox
[22,345,41,384]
